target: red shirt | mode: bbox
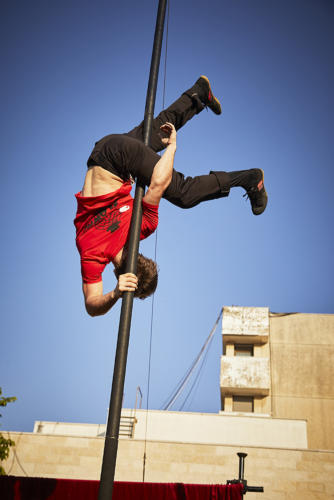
[74,182,158,283]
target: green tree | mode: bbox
[0,388,16,475]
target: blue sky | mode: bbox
[1,0,333,432]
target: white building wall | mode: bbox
[34,408,308,450]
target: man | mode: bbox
[74,76,267,316]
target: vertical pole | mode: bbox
[98,1,167,499]
[237,452,247,480]
[237,452,247,499]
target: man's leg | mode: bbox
[163,168,267,215]
[126,76,221,152]
[88,135,267,214]
[87,133,230,208]
[126,93,201,152]
[88,71,267,214]
[163,170,230,208]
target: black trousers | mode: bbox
[87,89,230,209]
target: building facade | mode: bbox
[220,307,334,451]
[3,307,334,499]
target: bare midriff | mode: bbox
[81,166,124,197]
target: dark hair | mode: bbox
[114,252,158,299]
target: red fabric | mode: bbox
[74,182,159,283]
[0,477,243,500]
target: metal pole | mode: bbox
[237,452,247,481]
[237,453,247,499]
[98,1,167,499]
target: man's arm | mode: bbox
[83,273,138,317]
[143,122,177,206]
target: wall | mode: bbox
[270,313,334,450]
[32,408,308,450]
[3,432,334,500]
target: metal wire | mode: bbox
[142,0,170,482]
[160,308,223,411]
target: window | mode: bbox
[234,344,253,356]
[232,396,254,412]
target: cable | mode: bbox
[162,309,222,410]
[161,0,169,111]
[179,332,215,411]
[161,308,223,411]
[142,0,170,482]
[7,433,28,477]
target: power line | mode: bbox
[161,308,223,411]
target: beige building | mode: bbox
[3,307,334,499]
[220,306,334,451]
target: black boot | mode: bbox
[184,75,222,115]
[227,168,268,215]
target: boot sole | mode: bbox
[254,169,268,215]
[200,75,222,115]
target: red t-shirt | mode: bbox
[74,182,158,283]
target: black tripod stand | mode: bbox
[227,452,264,497]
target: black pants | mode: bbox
[87,89,230,209]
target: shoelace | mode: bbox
[242,186,258,201]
